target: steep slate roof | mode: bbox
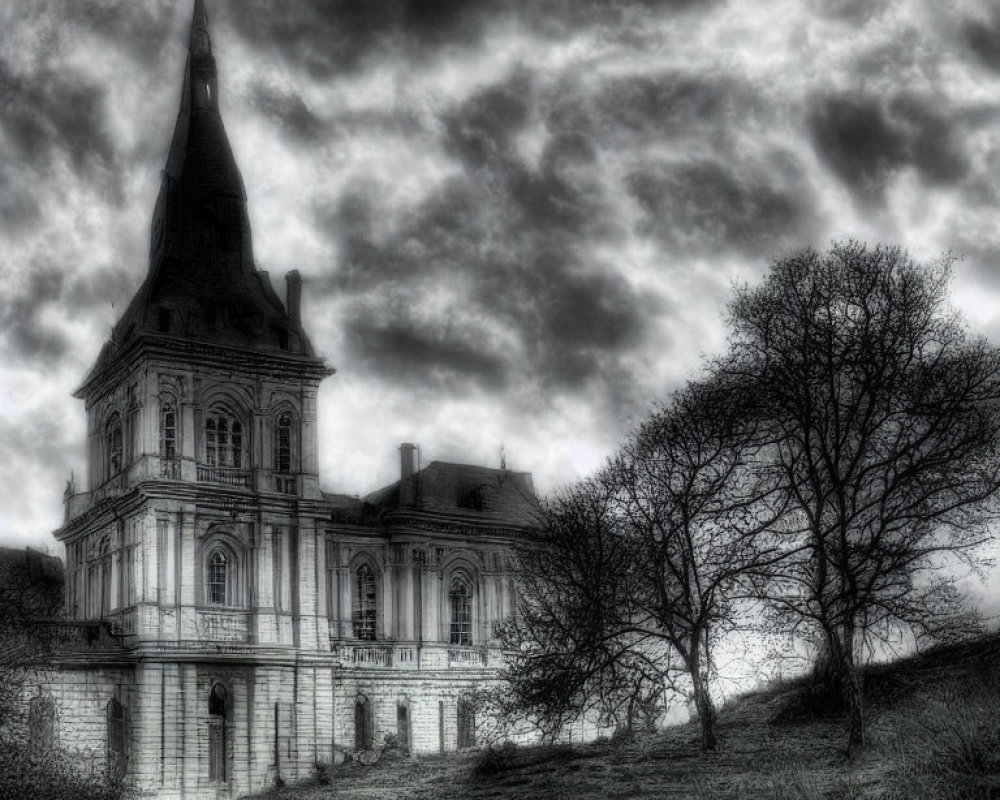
[364,461,539,528]
[84,0,314,385]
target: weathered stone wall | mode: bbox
[14,666,135,776]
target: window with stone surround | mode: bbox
[160,399,177,459]
[205,407,244,468]
[208,683,229,782]
[275,412,293,473]
[207,549,229,606]
[354,695,373,751]
[106,412,123,478]
[457,696,476,749]
[353,563,377,640]
[449,578,473,646]
[107,698,126,774]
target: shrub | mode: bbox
[0,741,130,800]
[472,741,518,778]
[312,761,331,785]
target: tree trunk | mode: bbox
[690,674,717,752]
[839,624,865,757]
[824,624,865,756]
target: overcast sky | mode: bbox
[4,0,1000,606]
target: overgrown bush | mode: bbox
[312,760,331,785]
[0,741,130,800]
[472,740,518,778]
[880,669,1000,799]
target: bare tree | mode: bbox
[724,241,1000,754]
[610,376,785,751]
[498,377,783,752]
[494,474,668,741]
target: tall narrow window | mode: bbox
[100,536,112,617]
[353,564,377,640]
[208,549,228,606]
[106,413,123,478]
[449,579,472,646]
[275,413,292,473]
[107,699,126,775]
[205,417,217,466]
[160,401,177,459]
[457,697,476,749]
[354,696,372,751]
[208,684,228,782]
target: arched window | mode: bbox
[275,413,292,474]
[208,683,228,782]
[106,413,123,478]
[207,549,229,606]
[205,408,243,468]
[160,400,177,459]
[353,564,377,640]
[449,579,472,646]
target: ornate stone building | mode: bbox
[33,3,536,797]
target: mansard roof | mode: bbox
[364,461,539,528]
[81,0,319,391]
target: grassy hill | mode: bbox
[247,634,1000,800]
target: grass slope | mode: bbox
[247,634,1000,800]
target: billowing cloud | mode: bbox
[4,0,1000,574]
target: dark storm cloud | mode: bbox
[218,0,713,76]
[344,313,510,392]
[593,71,763,144]
[0,63,116,177]
[2,261,131,364]
[0,166,42,237]
[219,0,490,76]
[247,81,326,143]
[52,1,179,63]
[626,155,815,257]
[478,250,648,390]
[442,69,533,170]
[964,14,1000,74]
[314,63,653,399]
[807,92,969,203]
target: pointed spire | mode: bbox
[189,0,211,56]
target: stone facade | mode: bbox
[36,3,537,797]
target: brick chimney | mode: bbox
[285,270,302,327]
[400,443,418,506]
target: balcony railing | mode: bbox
[274,474,297,495]
[349,645,394,667]
[160,457,181,479]
[197,465,253,488]
[448,647,488,668]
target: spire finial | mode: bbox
[190,0,211,55]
